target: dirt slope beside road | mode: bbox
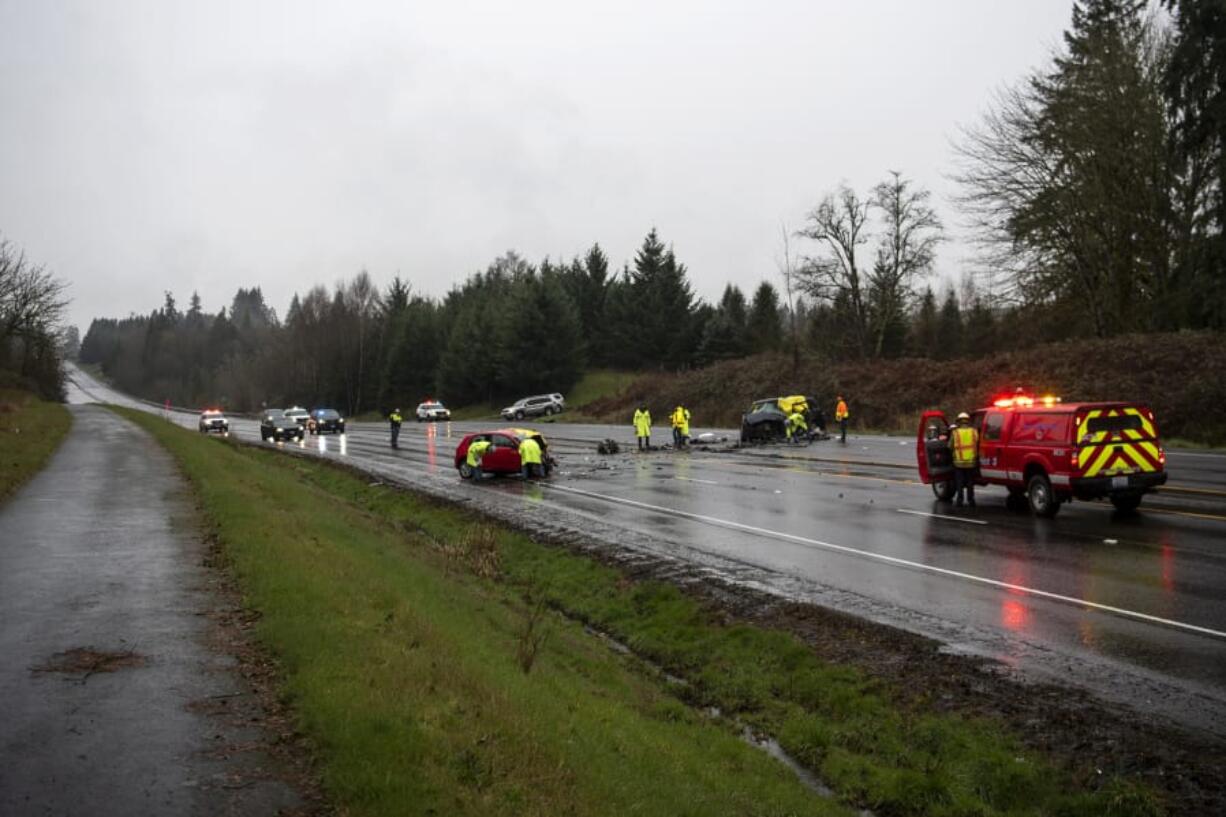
[585,331,1226,444]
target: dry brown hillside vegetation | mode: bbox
[583,331,1226,445]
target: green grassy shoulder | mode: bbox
[449,369,643,423]
[117,408,1163,817]
[0,389,72,502]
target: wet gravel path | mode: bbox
[0,406,308,816]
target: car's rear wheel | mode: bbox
[1027,473,1060,517]
[931,480,955,502]
[1110,493,1143,513]
[458,463,474,479]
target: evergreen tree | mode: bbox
[911,287,939,358]
[627,229,698,369]
[380,298,444,409]
[497,273,585,396]
[963,299,997,355]
[936,289,962,356]
[1164,0,1226,328]
[698,284,749,363]
[746,281,783,353]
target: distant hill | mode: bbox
[581,331,1226,445]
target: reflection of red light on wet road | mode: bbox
[1000,554,1031,633]
[1002,598,1029,631]
[426,425,437,471]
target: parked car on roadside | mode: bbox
[454,428,553,479]
[308,408,346,435]
[198,409,230,436]
[260,409,304,442]
[416,400,451,422]
[500,394,563,421]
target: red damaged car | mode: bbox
[454,428,552,479]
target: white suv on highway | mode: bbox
[416,401,451,422]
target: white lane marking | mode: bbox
[544,483,1226,641]
[674,476,719,485]
[895,509,988,526]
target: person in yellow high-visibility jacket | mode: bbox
[633,405,652,451]
[465,438,492,480]
[670,405,691,448]
[519,436,544,479]
[834,396,849,443]
[951,412,979,507]
[786,410,808,443]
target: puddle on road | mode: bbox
[32,647,147,680]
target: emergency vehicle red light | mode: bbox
[993,394,1037,408]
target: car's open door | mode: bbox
[917,410,952,484]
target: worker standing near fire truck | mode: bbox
[951,411,979,507]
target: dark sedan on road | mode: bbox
[308,408,346,435]
[260,410,304,443]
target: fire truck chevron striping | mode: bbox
[1077,408,1162,478]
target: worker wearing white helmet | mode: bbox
[951,412,979,507]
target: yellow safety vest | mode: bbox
[672,408,690,434]
[952,426,979,468]
[633,409,651,435]
[466,440,492,467]
[519,438,542,465]
[835,401,848,421]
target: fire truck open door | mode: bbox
[917,410,953,485]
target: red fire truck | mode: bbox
[916,393,1167,517]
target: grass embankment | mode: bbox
[0,389,72,502]
[451,369,641,422]
[118,408,1162,817]
[586,331,1226,445]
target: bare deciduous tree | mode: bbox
[0,239,68,345]
[868,171,942,357]
[775,221,801,373]
[795,185,873,357]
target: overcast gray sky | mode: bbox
[0,0,1074,331]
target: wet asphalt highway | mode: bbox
[65,367,1226,739]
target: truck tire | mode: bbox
[932,480,955,502]
[1111,493,1143,513]
[1027,473,1060,518]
